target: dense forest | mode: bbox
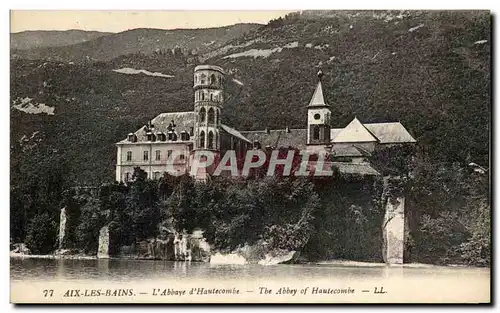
[10,11,490,266]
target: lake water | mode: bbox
[10,258,491,304]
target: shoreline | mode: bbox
[10,253,489,269]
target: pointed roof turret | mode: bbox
[307,69,329,108]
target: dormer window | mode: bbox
[168,131,177,141]
[127,133,137,142]
[157,132,166,141]
[146,132,156,142]
[181,131,188,141]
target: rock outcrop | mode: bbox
[210,252,248,265]
[116,229,210,262]
[258,250,300,265]
[210,241,298,265]
[11,243,31,255]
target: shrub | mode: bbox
[25,213,57,254]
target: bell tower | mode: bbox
[193,65,224,151]
[306,69,331,151]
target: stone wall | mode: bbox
[382,197,406,264]
[97,226,110,259]
[58,207,67,250]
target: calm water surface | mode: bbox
[10,258,490,283]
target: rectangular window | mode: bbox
[125,172,130,181]
[126,151,132,161]
[179,154,185,160]
[143,151,149,161]
[155,150,161,161]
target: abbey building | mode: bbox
[115,65,416,182]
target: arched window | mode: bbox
[201,92,205,101]
[207,108,215,124]
[208,131,214,149]
[210,74,216,85]
[199,131,205,148]
[210,93,213,101]
[313,126,320,140]
[199,107,206,123]
[200,74,206,84]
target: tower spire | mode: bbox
[308,69,328,107]
[306,67,332,150]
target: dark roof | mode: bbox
[221,124,252,143]
[117,111,250,144]
[330,145,372,157]
[240,128,307,149]
[117,111,196,143]
[331,162,380,176]
[363,122,417,143]
[150,111,195,135]
[305,161,380,176]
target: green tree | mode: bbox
[25,213,57,254]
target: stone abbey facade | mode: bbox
[115,64,416,181]
[112,64,418,265]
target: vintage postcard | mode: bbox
[9,10,491,304]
